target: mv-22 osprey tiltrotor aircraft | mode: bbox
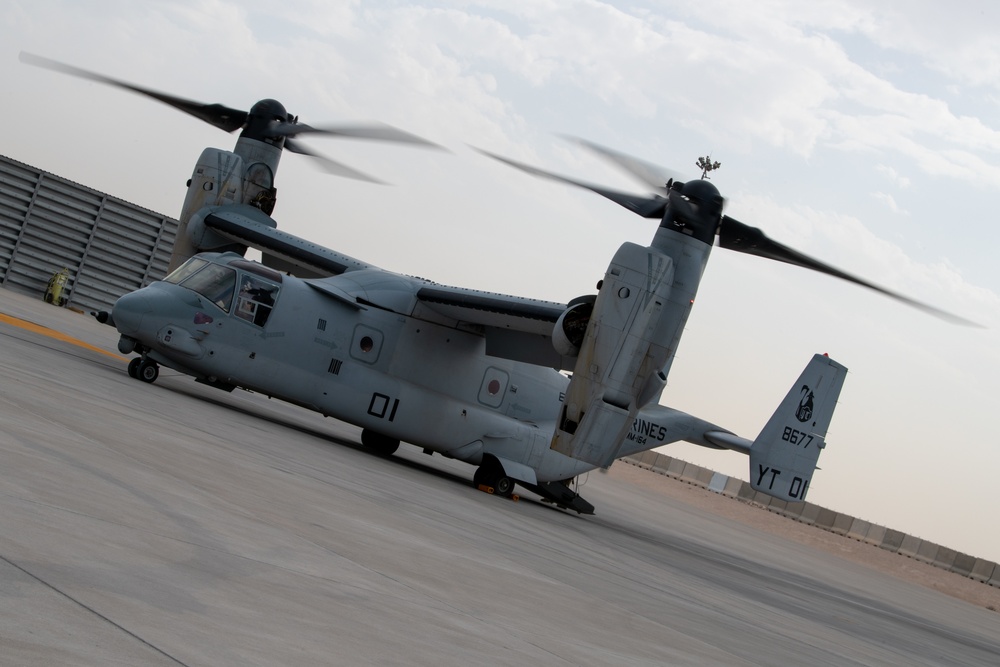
[24,53,973,514]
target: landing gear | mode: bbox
[137,359,159,383]
[492,474,515,497]
[361,429,399,456]
[473,459,515,498]
[127,357,159,383]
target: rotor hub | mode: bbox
[241,99,293,146]
[661,179,724,244]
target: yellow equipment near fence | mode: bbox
[44,268,70,306]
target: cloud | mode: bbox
[875,164,910,188]
[846,0,1000,90]
[871,191,902,214]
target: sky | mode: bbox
[3,0,1000,562]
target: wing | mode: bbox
[414,285,569,369]
[301,275,570,368]
[195,204,374,278]
[193,205,571,368]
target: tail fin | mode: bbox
[749,354,847,502]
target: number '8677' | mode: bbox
[782,426,814,448]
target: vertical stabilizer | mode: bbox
[749,354,847,501]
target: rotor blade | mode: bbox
[475,147,667,218]
[560,135,677,195]
[283,138,385,183]
[20,51,248,132]
[269,121,443,149]
[718,215,982,326]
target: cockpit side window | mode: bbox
[181,264,237,312]
[234,273,280,327]
[163,258,209,285]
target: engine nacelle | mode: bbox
[551,295,596,358]
[551,242,679,468]
[169,143,283,273]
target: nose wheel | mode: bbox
[127,357,159,383]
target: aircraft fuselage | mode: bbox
[113,253,604,483]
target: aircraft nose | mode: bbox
[112,290,153,335]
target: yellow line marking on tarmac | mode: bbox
[0,312,128,362]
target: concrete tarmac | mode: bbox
[0,287,997,666]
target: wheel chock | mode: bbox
[476,485,520,503]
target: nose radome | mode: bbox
[111,291,152,335]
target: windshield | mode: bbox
[180,263,237,312]
[163,258,208,285]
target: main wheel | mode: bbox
[137,360,159,383]
[361,429,399,456]
[474,459,515,497]
[492,474,515,497]
[127,357,141,379]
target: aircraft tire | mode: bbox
[474,459,515,498]
[492,475,515,497]
[127,357,141,379]
[361,429,399,456]
[137,360,159,383]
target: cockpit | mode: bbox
[164,255,282,327]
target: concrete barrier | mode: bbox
[767,497,789,515]
[847,518,872,542]
[831,513,854,536]
[683,462,707,484]
[898,534,922,558]
[797,503,821,526]
[708,472,728,494]
[971,559,996,585]
[667,457,686,475]
[951,553,977,578]
[722,477,743,497]
[737,482,756,501]
[881,529,905,553]
[695,467,715,486]
[679,461,699,482]
[780,502,806,520]
[695,463,707,482]
[933,546,958,570]
[915,540,940,565]
[815,508,838,530]
[989,566,1000,588]
[638,450,657,467]
[864,524,886,547]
